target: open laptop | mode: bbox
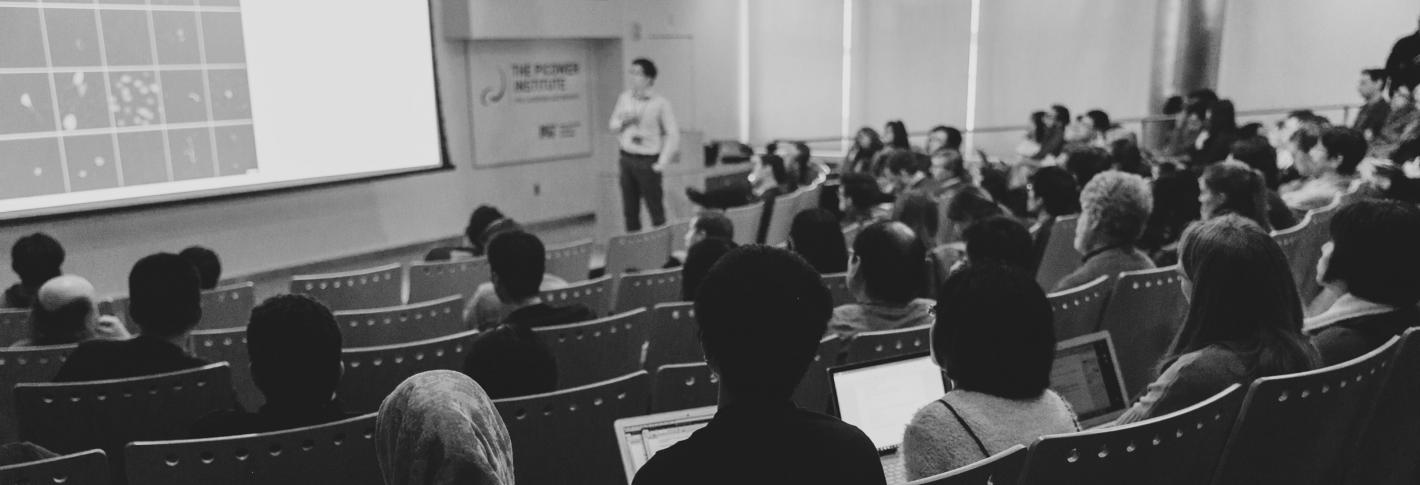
[614,406,717,483]
[1051,331,1130,428]
[828,352,948,485]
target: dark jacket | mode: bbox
[1052,246,1156,293]
[1353,98,1392,138]
[53,335,209,382]
[1310,306,1420,366]
[2,283,36,309]
[502,302,594,329]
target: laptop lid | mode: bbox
[1051,331,1130,428]
[828,352,948,452]
[614,406,717,483]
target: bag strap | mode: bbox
[939,399,990,458]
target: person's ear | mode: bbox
[1316,241,1335,287]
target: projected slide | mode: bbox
[0,0,442,220]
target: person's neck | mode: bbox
[1083,241,1126,260]
[632,87,652,99]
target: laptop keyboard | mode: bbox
[882,453,907,485]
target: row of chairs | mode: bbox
[720,184,825,247]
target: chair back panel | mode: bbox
[762,189,803,247]
[538,276,613,318]
[724,202,765,246]
[196,282,256,330]
[191,328,261,411]
[1345,328,1420,485]
[645,302,699,371]
[652,362,717,413]
[1295,202,1339,301]
[544,239,594,283]
[792,336,843,414]
[666,220,692,256]
[0,308,30,348]
[1036,215,1082,290]
[338,330,478,414]
[822,272,854,308]
[1047,275,1112,341]
[290,264,402,311]
[494,371,650,485]
[125,413,379,485]
[842,325,932,366]
[0,449,109,485]
[533,309,651,390]
[614,268,683,314]
[0,345,75,443]
[606,227,674,276]
[796,184,823,214]
[334,296,466,348]
[1271,213,1313,301]
[910,445,1026,485]
[1097,266,1187,399]
[407,257,489,304]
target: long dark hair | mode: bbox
[789,209,849,274]
[1029,111,1047,142]
[1165,215,1319,377]
[884,120,910,150]
[760,154,796,192]
[1208,99,1238,135]
[1201,161,1272,232]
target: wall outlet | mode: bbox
[533,183,541,196]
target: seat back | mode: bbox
[793,336,843,414]
[16,364,233,457]
[406,257,489,304]
[1212,338,1400,485]
[724,201,765,246]
[494,371,650,485]
[0,449,108,485]
[333,295,466,348]
[125,413,379,485]
[762,189,804,247]
[666,219,692,256]
[196,282,256,330]
[338,329,478,413]
[1017,384,1244,485]
[822,272,854,308]
[0,345,75,443]
[533,309,651,389]
[538,276,613,318]
[1096,266,1187,399]
[606,226,674,276]
[544,239,594,283]
[1295,201,1340,301]
[289,263,402,311]
[613,267,683,314]
[645,302,699,372]
[911,445,1026,485]
[1036,215,1082,290]
[1346,328,1420,485]
[1271,213,1318,303]
[190,328,261,411]
[1046,275,1111,341]
[0,308,30,347]
[652,362,717,413]
[842,325,932,366]
[796,184,823,214]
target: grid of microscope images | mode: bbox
[0,0,256,200]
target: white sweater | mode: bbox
[901,390,1079,481]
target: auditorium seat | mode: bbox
[843,223,861,249]
[613,267,682,314]
[652,362,717,413]
[822,272,854,308]
[0,344,75,443]
[190,328,261,411]
[290,263,402,311]
[792,335,842,414]
[841,325,932,366]
[125,413,379,485]
[545,238,594,283]
[1271,213,1316,302]
[1343,328,1420,485]
[0,308,31,348]
[644,302,699,372]
[338,329,478,414]
[1017,384,1244,485]
[795,184,823,214]
[724,201,765,246]
[0,449,108,485]
[1036,214,1083,290]
[533,309,651,389]
[196,282,256,330]
[406,256,489,304]
[910,445,1026,485]
[1210,337,1400,485]
[1046,275,1111,341]
[666,219,692,256]
[1096,266,1187,398]
[332,295,465,348]
[762,189,805,247]
[538,275,613,318]
[605,226,674,276]
[1295,200,1342,301]
[494,371,650,485]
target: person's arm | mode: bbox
[654,98,680,171]
[608,92,629,132]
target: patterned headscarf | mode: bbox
[376,370,515,485]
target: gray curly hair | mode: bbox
[1080,170,1153,245]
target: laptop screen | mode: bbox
[618,408,714,474]
[1051,332,1128,422]
[831,354,947,450]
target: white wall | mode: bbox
[748,0,845,143]
[850,0,972,137]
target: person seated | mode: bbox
[1199,161,1274,231]
[481,231,591,331]
[686,154,799,209]
[1139,164,1201,266]
[178,246,221,291]
[1052,171,1155,292]
[1369,84,1419,158]
[426,205,521,261]
[1116,215,1319,424]
[940,185,1006,246]
[962,216,1036,273]
[12,275,129,348]
[828,222,935,339]
[683,210,734,249]
[887,150,939,201]
[4,233,64,309]
[839,173,893,228]
[895,194,951,293]
[376,370,515,485]
[53,253,210,382]
[1059,145,1113,187]
[841,127,884,176]
[1281,127,1368,212]
[632,246,885,485]
[681,238,737,301]
[781,141,827,187]
[1026,166,1081,268]
[1308,200,1420,365]
[902,264,1078,479]
[1353,68,1391,143]
[1228,136,1298,231]
[462,228,571,330]
[191,294,352,437]
[928,145,970,201]
[1189,100,1240,168]
[789,209,848,274]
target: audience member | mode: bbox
[872,120,913,175]
[429,206,516,261]
[841,127,884,176]
[4,233,64,309]
[1079,109,1122,148]
[13,275,129,348]
[1190,99,1239,167]
[828,222,934,338]
[683,210,734,249]
[479,231,591,331]
[1281,127,1367,211]
[633,246,884,485]
[1027,166,1081,268]
[191,294,351,437]
[963,216,1036,272]
[789,209,849,274]
[687,154,798,209]
[53,253,209,381]
[376,370,515,485]
[926,125,964,157]
[1354,68,1392,141]
[888,150,939,199]
[903,264,1077,479]
[1109,136,1151,178]
[1117,215,1319,424]
[1059,145,1112,186]
[941,185,1006,245]
[1370,85,1420,158]
[928,147,970,201]
[1139,164,1201,265]
[681,237,737,301]
[1308,200,1420,365]
[895,194,950,293]
[1054,171,1154,291]
[1228,136,1298,230]
[1031,105,1069,160]
[178,246,221,290]
[1199,161,1274,231]
[781,141,823,187]
[1386,17,1420,93]
[463,229,573,331]
[839,172,892,227]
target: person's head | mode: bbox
[1229,136,1280,189]
[486,231,546,304]
[1109,137,1145,175]
[247,294,342,407]
[1162,95,1185,115]
[1318,200,1420,307]
[1060,145,1112,186]
[682,237,737,301]
[1029,111,1048,139]
[1199,161,1271,232]
[1207,99,1237,134]
[883,120,910,149]
[629,58,657,91]
[1046,105,1071,127]
[849,221,927,305]
[1309,127,1368,176]
[465,205,508,256]
[376,370,514,485]
[788,209,849,274]
[893,194,940,249]
[1171,215,1316,375]
[686,210,734,249]
[1074,171,1153,253]
[929,146,967,183]
[963,216,1035,271]
[886,149,923,184]
[1360,68,1388,100]
[1186,89,1218,111]
[1082,110,1111,133]
[840,172,888,213]
[758,154,794,188]
[1287,118,1328,176]
[1392,85,1415,111]
[855,127,883,152]
[178,246,221,290]
[128,253,202,339]
[29,275,99,346]
[933,264,1054,399]
[11,233,64,288]
[946,186,1005,235]
[926,126,963,153]
[1027,166,1081,217]
[695,246,832,400]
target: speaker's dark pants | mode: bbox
[619,151,666,232]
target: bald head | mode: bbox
[37,275,95,311]
[850,221,927,304]
[31,275,98,345]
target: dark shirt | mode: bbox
[1189,130,1238,168]
[1266,190,1298,231]
[1310,306,1420,366]
[1032,125,1066,160]
[2,283,35,309]
[1387,32,1420,89]
[53,335,209,382]
[502,302,594,329]
[1353,98,1391,138]
[463,323,558,399]
[632,400,886,485]
[190,400,353,438]
[1052,245,1156,292]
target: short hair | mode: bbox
[11,233,64,286]
[1289,119,1326,152]
[1062,145,1112,185]
[465,205,507,255]
[853,222,927,304]
[1318,127,1368,175]
[1363,68,1388,84]
[1162,96,1184,115]
[463,324,557,399]
[931,148,967,181]
[682,238,737,301]
[695,246,832,399]
[693,211,734,241]
[486,231,546,302]
[934,264,1054,399]
[790,209,849,274]
[1051,105,1071,124]
[247,294,343,405]
[1202,161,1272,232]
[930,125,963,150]
[1080,171,1153,246]
[178,246,221,290]
[946,185,1004,225]
[841,172,887,210]
[1323,200,1420,307]
[1230,136,1280,188]
[632,58,658,80]
[128,253,202,338]
[1028,166,1081,216]
[886,150,922,176]
[1085,110,1111,130]
[964,216,1035,271]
